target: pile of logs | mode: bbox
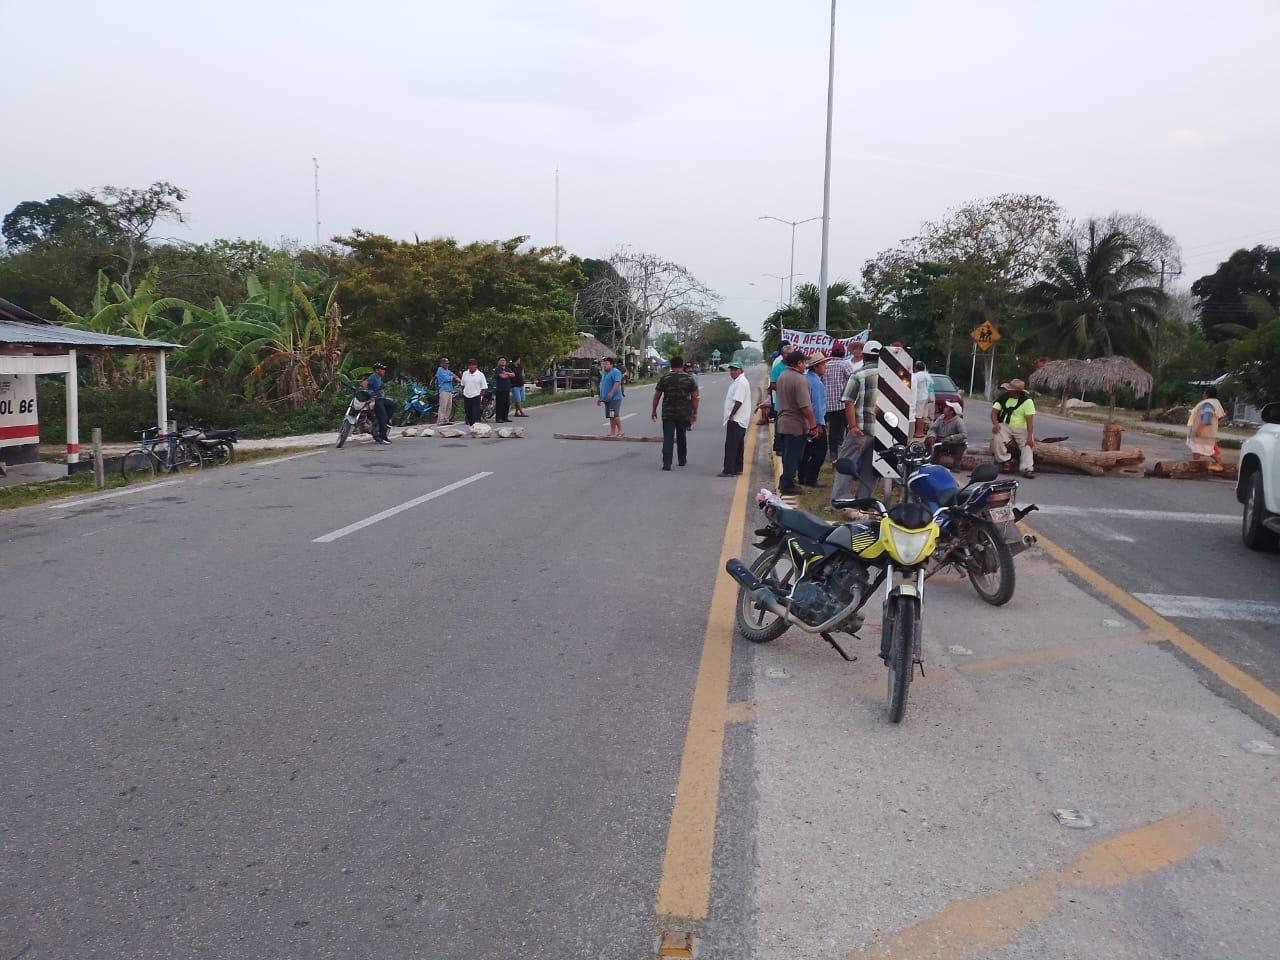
[1033,443,1145,477]
[955,443,1145,476]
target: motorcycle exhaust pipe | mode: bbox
[725,559,789,619]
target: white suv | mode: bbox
[1238,401,1280,551]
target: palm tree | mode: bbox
[762,281,862,353]
[51,267,188,385]
[1021,225,1167,363]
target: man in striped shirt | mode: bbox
[821,342,854,459]
[831,340,882,504]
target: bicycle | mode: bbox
[119,428,204,481]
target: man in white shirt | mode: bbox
[460,358,489,426]
[911,360,933,437]
[718,361,753,477]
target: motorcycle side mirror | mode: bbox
[833,457,857,476]
[969,463,999,483]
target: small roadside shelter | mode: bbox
[0,297,179,470]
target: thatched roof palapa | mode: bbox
[565,332,615,362]
[1030,356,1152,395]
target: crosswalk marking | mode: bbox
[1134,594,1280,624]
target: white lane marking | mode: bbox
[621,413,637,420]
[1134,594,1280,624]
[247,449,326,468]
[47,480,182,511]
[1080,521,1135,542]
[1036,505,1236,525]
[313,472,492,543]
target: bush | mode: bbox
[36,379,353,441]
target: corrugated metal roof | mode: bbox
[0,319,179,350]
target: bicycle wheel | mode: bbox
[886,594,915,724]
[120,449,155,482]
[964,520,1015,606]
[172,442,203,472]
[735,545,798,643]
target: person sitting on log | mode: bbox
[991,378,1036,478]
[926,400,968,470]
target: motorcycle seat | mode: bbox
[775,506,833,542]
[201,429,236,441]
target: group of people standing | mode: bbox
[433,355,530,426]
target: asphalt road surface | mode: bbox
[3,374,1278,959]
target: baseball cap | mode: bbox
[728,360,744,370]
[861,339,882,356]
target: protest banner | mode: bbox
[780,328,869,355]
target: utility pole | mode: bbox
[312,157,321,248]
[1147,257,1166,415]
[554,163,560,248]
[816,0,837,331]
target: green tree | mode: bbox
[337,232,581,377]
[692,315,751,361]
[1191,245,1280,343]
[1021,225,1167,363]
[1226,299,1280,405]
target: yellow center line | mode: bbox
[1028,524,1280,720]
[653,421,760,921]
[846,805,1223,960]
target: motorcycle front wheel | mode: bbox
[964,519,1015,606]
[336,420,352,448]
[886,594,915,723]
[735,546,797,644]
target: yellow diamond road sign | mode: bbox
[971,321,1000,351]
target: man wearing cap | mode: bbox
[434,357,460,425]
[832,340,882,503]
[799,353,830,486]
[718,360,752,477]
[991,378,1036,477]
[361,362,393,444]
[926,400,968,470]
[822,342,855,461]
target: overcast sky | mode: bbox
[4,0,1278,339]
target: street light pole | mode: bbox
[816,0,837,332]
[759,215,820,304]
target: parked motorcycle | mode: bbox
[396,381,438,427]
[336,390,379,448]
[899,453,1038,606]
[180,424,237,465]
[726,451,942,723]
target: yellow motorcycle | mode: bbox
[726,460,940,723]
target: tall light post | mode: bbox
[816,0,837,332]
[759,215,820,304]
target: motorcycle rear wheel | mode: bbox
[336,420,352,449]
[213,441,234,465]
[735,546,797,644]
[886,595,915,723]
[964,519,1015,606]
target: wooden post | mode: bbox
[91,428,104,488]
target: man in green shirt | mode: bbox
[990,377,1036,477]
[652,356,700,471]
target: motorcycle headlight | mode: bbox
[885,524,936,566]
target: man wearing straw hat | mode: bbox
[990,378,1036,478]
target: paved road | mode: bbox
[3,375,1279,959]
[1025,412,1280,714]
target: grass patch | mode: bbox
[0,446,302,511]
[523,389,591,408]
